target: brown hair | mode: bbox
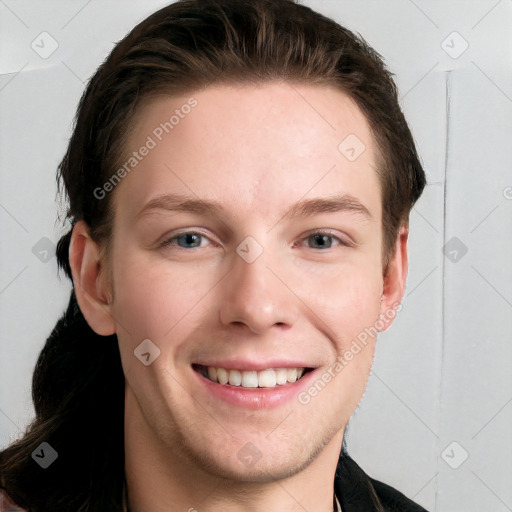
[0,1,425,510]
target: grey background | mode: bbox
[1,1,511,511]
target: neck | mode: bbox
[123,387,343,512]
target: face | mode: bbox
[101,82,397,482]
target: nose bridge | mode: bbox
[218,241,299,333]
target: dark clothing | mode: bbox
[335,451,428,511]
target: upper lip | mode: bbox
[192,359,317,371]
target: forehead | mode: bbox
[114,82,381,223]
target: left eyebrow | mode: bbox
[286,194,373,221]
[135,193,225,221]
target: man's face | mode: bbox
[107,83,391,481]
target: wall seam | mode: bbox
[434,69,452,512]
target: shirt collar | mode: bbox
[334,450,385,512]
[334,492,342,511]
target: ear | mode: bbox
[378,225,409,332]
[69,220,116,336]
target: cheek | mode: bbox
[110,248,222,343]
[288,254,383,337]
[287,256,383,399]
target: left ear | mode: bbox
[378,225,409,331]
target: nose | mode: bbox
[218,245,300,334]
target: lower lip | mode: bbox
[192,367,318,410]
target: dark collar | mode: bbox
[334,450,429,512]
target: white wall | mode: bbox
[1,2,511,511]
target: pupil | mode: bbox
[310,234,331,249]
[179,233,201,248]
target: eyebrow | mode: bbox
[287,195,372,221]
[136,193,225,220]
[136,193,372,221]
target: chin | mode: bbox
[184,446,313,483]
[174,424,336,484]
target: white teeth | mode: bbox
[200,366,308,388]
[276,368,288,385]
[217,367,229,385]
[287,368,298,383]
[228,369,242,386]
[258,369,277,388]
[241,371,259,388]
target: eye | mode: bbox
[297,230,349,250]
[160,231,211,249]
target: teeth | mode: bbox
[287,368,298,383]
[217,367,229,385]
[276,368,288,385]
[241,370,258,388]
[228,369,242,386]
[258,369,277,388]
[199,366,308,388]
[207,366,217,382]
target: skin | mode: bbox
[70,82,408,512]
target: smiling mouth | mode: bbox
[192,364,313,388]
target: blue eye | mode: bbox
[161,232,206,249]
[308,233,335,249]
[301,231,347,250]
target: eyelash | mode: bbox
[159,230,350,250]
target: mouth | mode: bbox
[192,364,313,389]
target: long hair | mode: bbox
[0,292,125,511]
[0,1,426,510]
